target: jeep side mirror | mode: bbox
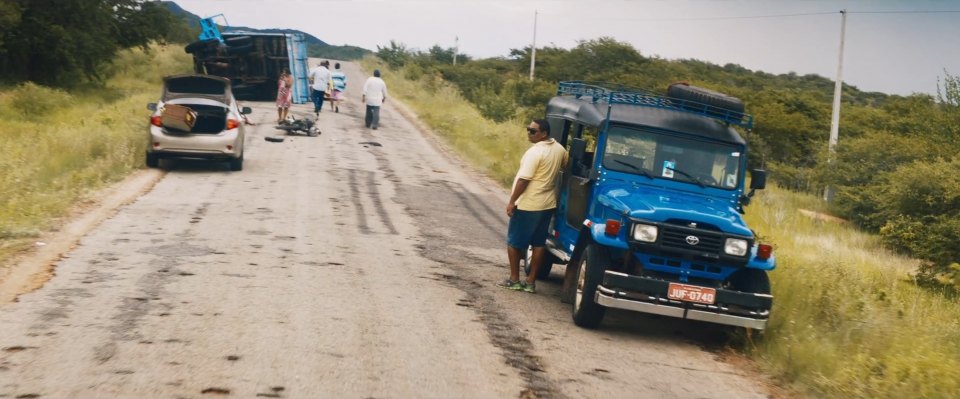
[147,103,157,111]
[242,107,252,115]
[739,169,767,214]
[749,169,767,190]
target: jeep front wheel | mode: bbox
[572,244,608,328]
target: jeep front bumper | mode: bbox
[596,271,772,330]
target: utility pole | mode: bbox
[453,36,459,65]
[824,9,846,203]
[529,9,538,81]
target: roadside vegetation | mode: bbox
[362,43,960,397]
[0,44,192,262]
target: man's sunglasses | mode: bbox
[526,127,539,134]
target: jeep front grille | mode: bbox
[660,225,723,254]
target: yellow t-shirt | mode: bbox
[513,139,569,211]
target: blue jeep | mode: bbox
[530,82,775,330]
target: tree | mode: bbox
[0,0,184,87]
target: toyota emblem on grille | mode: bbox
[685,235,700,245]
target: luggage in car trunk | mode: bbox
[161,104,198,132]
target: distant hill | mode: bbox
[161,1,371,60]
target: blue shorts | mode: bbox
[507,209,555,250]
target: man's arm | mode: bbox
[506,178,530,217]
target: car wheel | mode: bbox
[146,152,159,168]
[229,154,243,171]
[572,244,608,328]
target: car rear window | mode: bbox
[166,77,226,95]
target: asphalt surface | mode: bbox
[0,61,772,399]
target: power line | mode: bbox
[538,9,960,22]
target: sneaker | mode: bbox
[496,279,524,291]
[522,282,536,293]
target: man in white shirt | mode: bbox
[308,60,332,116]
[361,69,388,129]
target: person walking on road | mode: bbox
[361,69,388,129]
[275,68,294,123]
[309,60,332,117]
[498,119,568,294]
[330,62,347,113]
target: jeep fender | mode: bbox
[747,245,776,271]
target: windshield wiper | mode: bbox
[666,166,706,188]
[613,159,653,179]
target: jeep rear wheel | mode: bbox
[522,248,555,280]
[572,244,608,328]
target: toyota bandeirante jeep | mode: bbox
[534,82,775,330]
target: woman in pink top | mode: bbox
[276,68,294,123]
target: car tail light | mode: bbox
[604,219,621,236]
[150,116,162,127]
[757,244,773,260]
[226,119,240,130]
[226,145,233,150]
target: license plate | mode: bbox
[668,283,716,305]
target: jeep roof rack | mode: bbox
[557,81,753,129]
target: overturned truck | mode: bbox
[185,25,310,103]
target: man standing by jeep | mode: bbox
[499,119,567,293]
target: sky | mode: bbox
[174,0,960,96]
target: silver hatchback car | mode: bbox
[146,74,252,171]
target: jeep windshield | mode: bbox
[601,125,743,190]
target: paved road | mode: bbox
[0,61,771,399]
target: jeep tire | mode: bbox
[522,248,556,280]
[667,82,745,122]
[572,244,608,328]
[727,268,771,310]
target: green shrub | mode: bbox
[6,82,73,121]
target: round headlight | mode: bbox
[724,238,749,256]
[632,224,658,243]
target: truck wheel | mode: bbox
[522,248,555,280]
[572,244,608,328]
[666,82,745,122]
[229,154,244,171]
[184,39,218,54]
[145,152,159,168]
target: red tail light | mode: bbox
[226,119,240,130]
[604,219,621,236]
[150,116,162,127]
[757,244,773,260]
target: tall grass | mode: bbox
[746,188,960,398]
[363,55,960,398]
[0,44,192,260]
